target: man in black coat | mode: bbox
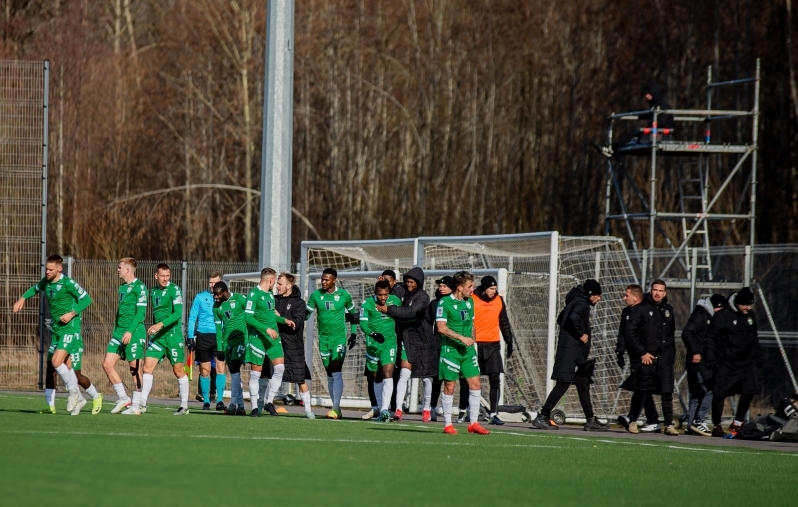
[531,279,608,432]
[706,287,762,437]
[616,283,661,433]
[682,294,726,436]
[384,267,436,421]
[622,280,679,436]
[273,272,314,419]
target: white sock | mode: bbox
[230,372,241,406]
[85,384,99,400]
[374,381,384,412]
[178,375,189,408]
[332,372,343,411]
[299,390,312,414]
[395,368,411,412]
[249,370,261,410]
[131,391,142,411]
[45,388,55,407]
[113,382,129,402]
[442,393,454,426]
[267,364,285,404]
[469,389,481,424]
[380,378,394,412]
[55,364,77,394]
[141,373,154,406]
[68,369,82,397]
[422,378,432,411]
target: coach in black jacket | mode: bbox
[706,287,761,437]
[622,279,678,435]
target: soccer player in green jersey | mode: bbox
[359,279,402,422]
[244,267,288,417]
[213,281,249,415]
[305,268,358,419]
[102,257,148,414]
[13,254,101,415]
[135,263,190,415]
[436,271,490,435]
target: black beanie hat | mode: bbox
[735,287,754,306]
[710,294,726,309]
[583,279,602,296]
[479,275,497,290]
[435,276,455,291]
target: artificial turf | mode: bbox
[0,393,795,507]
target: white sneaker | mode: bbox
[435,406,443,416]
[139,405,148,414]
[361,408,377,420]
[690,421,712,437]
[110,398,132,414]
[120,407,141,415]
[66,391,81,412]
[70,396,87,416]
[640,423,661,433]
[456,409,468,424]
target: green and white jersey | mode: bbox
[436,294,475,351]
[214,293,248,342]
[245,285,284,339]
[114,278,148,338]
[306,287,357,340]
[23,275,91,329]
[151,282,183,333]
[359,294,402,342]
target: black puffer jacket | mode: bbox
[622,293,676,393]
[386,267,436,378]
[275,285,308,382]
[706,293,761,371]
[682,299,717,390]
[642,83,674,128]
[616,305,633,355]
[551,285,592,383]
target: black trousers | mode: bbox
[629,391,673,426]
[541,377,594,419]
[712,393,754,425]
[627,393,660,423]
[431,377,443,408]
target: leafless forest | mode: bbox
[1,0,796,262]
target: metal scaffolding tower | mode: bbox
[603,60,760,301]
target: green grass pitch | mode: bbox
[0,393,795,507]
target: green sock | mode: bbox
[216,373,226,403]
[200,376,210,404]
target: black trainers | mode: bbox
[202,402,211,411]
[531,412,559,430]
[195,394,204,402]
[250,408,260,417]
[216,401,226,412]
[264,402,279,417]
[224,403,237,415]
[489,415,505,426]
[617,415,630,431]
[236,405,247,416]
[584,416,609,432]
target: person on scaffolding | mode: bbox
[599,83,674,158]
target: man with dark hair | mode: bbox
[436,271,490,435]
[212,281,249,415]
[14,254,100,415]
[189,271,225,411]
[305,267,358,419]
[600,83,675,157]
[385,267,435,422]
[706,288,761,437]
[682,294,726,436]
[274,272,314,419]
[532,279,608,431]
[616,284,661,433]
[428,276,453,421]
[380,269,406,300]
[622,280,679,436]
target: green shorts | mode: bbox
[247,334,284,365]
[145,329,185,366]
[68,341,85,371]
[365,338,396,372]
[400,348,408,362]
[319,337,346,368]
[439,343,480,381]
[108,327,146,361]
[226,339,247,364]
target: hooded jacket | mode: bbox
[641,83,674,129]
[551,285,592,383]
[386,267,436,378]
[705,292,761,371]
[275,285,308,382]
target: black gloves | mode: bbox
[185,338,196,352]
[348,333,357,350]
[616,352,625,369]
[370,332,385,344]
[505,341,513,359]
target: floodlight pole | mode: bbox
[259,0,295,270]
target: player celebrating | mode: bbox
[213,281,248,415]
[359,279,402,421]
[436,271,490,435]
[135,263,190,415]
[103,258,148,414]
[305,268,359,419]
[244,267,288,417]
[13,254,101,415]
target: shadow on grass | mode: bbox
[0,408,42,414]
[366,426,435,433]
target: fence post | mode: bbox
[545,232,559,398]
[497,268,508,405]
[181,261,188,333]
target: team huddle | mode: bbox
[14,256,515,435]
